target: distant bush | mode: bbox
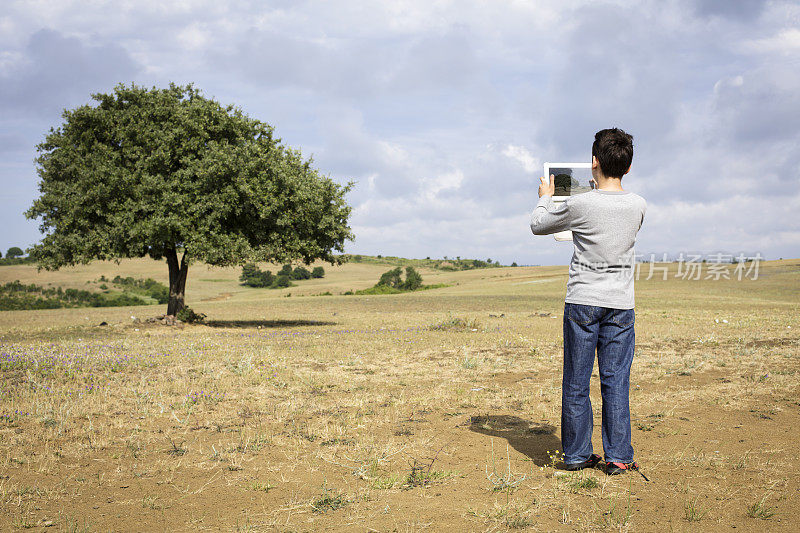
[0,275,169,311]
[403,266,423,290]
[378,267,403,288]
[0,256,34,266]
[240,263,324,288]
[0,280,150,310]
[353,284,403,295]
[239,263,292,289]
[349,266,427,295]
[239,263,275,287]
[274,275,292,288]
[6,247,24,259]
[375,266,423,291]
[110,276,169,304]
[291,266,311,280]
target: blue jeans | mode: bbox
[562,302,635,464]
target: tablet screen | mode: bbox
[547,166,593,197]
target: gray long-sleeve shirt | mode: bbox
[530,189,646,309]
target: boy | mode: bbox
[530,128,646,475]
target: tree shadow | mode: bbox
[203,319,338,329]
[469,414,562,467]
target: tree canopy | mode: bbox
[377,266,422,291]
[26,83,353,314]
[6,247,23,259]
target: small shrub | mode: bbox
[250,481,274,492]
[177,306,206,323]
[429,316,480,331]
[684,496,706,522]
[274,275,291,288]
[459,354,479,369]
[354,285,402,295]
[311,266,325,278]
[109,275,169,303]
[404,462,452,488]
[378,267,403,288]
[402,266,422,290]
[166,438,187,456]
[291,266,312,280]
[311,487,349,513]
[240,263,259,282]
[239,263,274,287]
[373,266,424,292]
[746,496,776,520]
[563,473,598,493]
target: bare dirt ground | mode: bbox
[1,259,798,531]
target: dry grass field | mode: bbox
[0,258,798,531]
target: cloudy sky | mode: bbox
[1,0,798,265]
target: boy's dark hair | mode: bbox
[592,128,633,178]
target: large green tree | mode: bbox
[26,83,353,315]
[6,247,24,259]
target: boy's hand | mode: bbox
[539,174,555,198]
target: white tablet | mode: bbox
[543,162,593,241]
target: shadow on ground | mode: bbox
[469,414,561,467]
[203,319,338,329]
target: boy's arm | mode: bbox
[639,198,647,229]
[530,174,572,235]
[530,196,571,235]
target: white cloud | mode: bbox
[0,50,26,72]
[502,145,539,174]
[642,192,800,255]
[743,28,800,55]
[422,169,464,200]
[176,23,209,50]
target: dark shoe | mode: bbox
[563,453,601,471]
[605,461,649,481]
[605,461,632,475]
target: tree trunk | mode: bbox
[166,248,189,316]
